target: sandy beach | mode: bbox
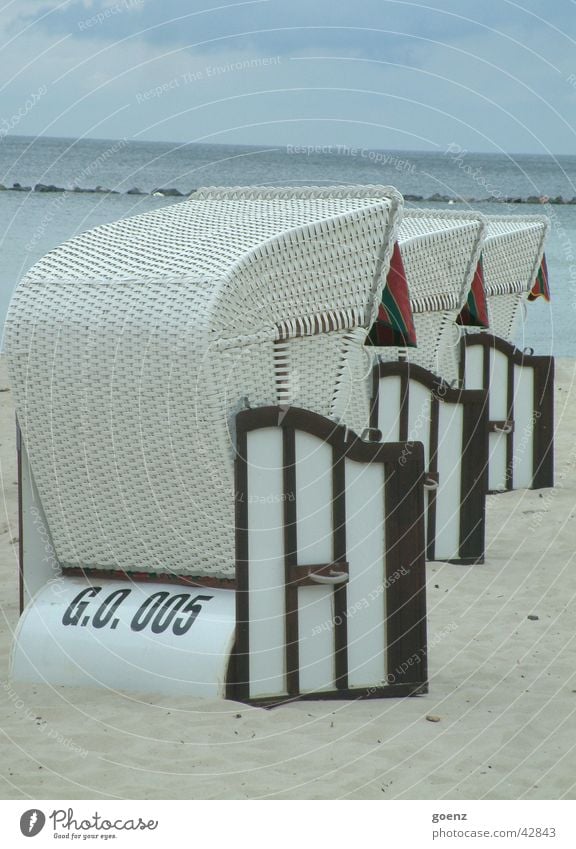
[0,353,575,801]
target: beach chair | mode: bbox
[460,215,553,491]
[6,187,428,701]
[352,202,490,563]
[479,215,549,343]
[375,208,486,386]
[371,209,489,562]
[371,208,491,562]
[202,189,490,565]
[200,189,486,386]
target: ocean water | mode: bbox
[1,135,575,356]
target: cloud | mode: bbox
[2,0,576,152]
[10,0,571,59]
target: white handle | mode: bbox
[423,478,439,491]
[494,423,513,434]
[310,571,349,585]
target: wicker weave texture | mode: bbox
[206,191,486,387]
[481,215,548,341]
[372,208,486,382]
[6,189,403,578]
[398,209,486,310]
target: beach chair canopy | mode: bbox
[203,188,486,400]
[398,210,486,312]
[481,215,549,342]
[380,209,486,382]
[5,187,402,579]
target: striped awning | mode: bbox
[367,242,417,347]
[528,254,550,302]
[457,256,489,329]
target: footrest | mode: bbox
[461,334,554,491]
[11,578,236,698]
[371,361,488,564]
[231,405,428,705]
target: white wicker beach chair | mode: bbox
[195,189,491,566]
[459,214,553,492]
[12,403,428,702]
[480,214,549,343]
[5,188,403,586]
[380,209,486,384]
[198,188,486,407]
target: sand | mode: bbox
[1,354,575,801]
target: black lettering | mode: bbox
[172,594,213,635]
[150,593,190,634]
[62,587,101,626]
[130,591,170,632]
[92,588,131,629]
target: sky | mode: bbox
[2,0,576,154]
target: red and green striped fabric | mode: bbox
[528,254,550,301]
[367,242,417,347]
[457,256,489,328]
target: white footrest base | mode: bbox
[11,578,236,698]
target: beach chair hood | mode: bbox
[4,187,403,579]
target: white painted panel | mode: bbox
[407,380,432,545]
[489,433,508,491]
[407,380,432,468]
[294,431,335,692]
[488,349,509,419]
[377,375,402,442]
[298,586,335,693]
[513,365,535,489]
[463,344,484,391]
[344,459,387,689]
[434,403,463,560]
[295,432,333,564]
[12,578,236,698]
[246,428,286,698]
[487,348,509,491]
[20,440,61,607]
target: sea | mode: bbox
[1,135,575,356]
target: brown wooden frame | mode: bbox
[370,362,489,564]
[460,334,554,491]
[229,405,428,706]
